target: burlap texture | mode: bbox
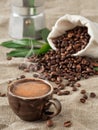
[0,0,98,130]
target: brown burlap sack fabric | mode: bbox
[0,0,98,130]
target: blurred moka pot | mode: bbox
[9,0,45,39]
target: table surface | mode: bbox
[0,0,98,130]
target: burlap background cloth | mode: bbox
[0,0,98,130]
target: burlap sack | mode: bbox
[1,1,98,130]
[47,14,98,58]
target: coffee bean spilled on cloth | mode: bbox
[19,26,98,95]
[0,92,6,97]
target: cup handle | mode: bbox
[44,98,62,118]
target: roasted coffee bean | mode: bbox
[8,80,12,84]
[64,121,72,127]
[80,90,86,94]
[90,92,96,98]
[18,63,27,70]
[7,56,12,60]
[46,120,54,127]
[72,87,78,91]
[27,57,34,62]
[55,81,62,85]
[63,90,70,95]
[66,45,72,51]
[53,89,59,94]
[67,32,74,38]
[20,75,25,79]
[0,93,6,97]
[56,77,62,83]
[28,64,39,72]
[58,84,65,90]
[33,73,40,78]
[76,64,81,72]
[70,83,75,87]
[80,98,86,103]
[75,83,81,87]
[83,94,88,100]
[16,78,20,80]
[66,82,70,86]
[57,91,64,96]
[24,69,30,72]
[50,78,56,82]
[61,48,65,53]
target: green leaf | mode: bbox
[1,39,43,49]
[38,43,51,55]
[41,28,50,43]
[6,43,51,57]
[0,40,25,48]
[1,28,51,58]
[7,48,39,57]
[93,67,98,71]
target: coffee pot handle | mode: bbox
[44,98,62,118]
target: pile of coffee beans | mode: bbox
[52,26,90,55]
[19,26,98,95]
[18,26,98,128]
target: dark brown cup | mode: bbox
[7,78,61,121]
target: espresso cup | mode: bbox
[7,78,61,121]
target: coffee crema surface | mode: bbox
[12,80,50,97]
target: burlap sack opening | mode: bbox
[47,14,98,58]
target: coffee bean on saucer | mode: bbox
[80,98,86,103]
[46,119,54,127]
[90,92,96,98]
[64,121,72,127]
